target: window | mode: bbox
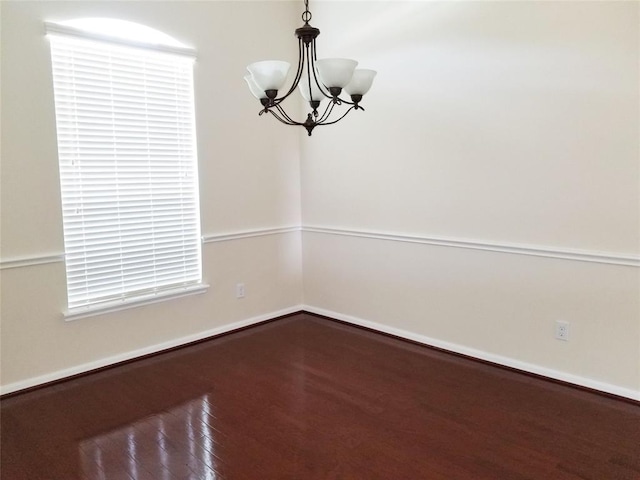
[47,20,205,319]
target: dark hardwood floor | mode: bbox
[1,313,639,479]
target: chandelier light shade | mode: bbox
[246,61,291,91]
[245,0,376,136]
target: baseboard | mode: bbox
[5,304,637,402]
[302,305,640,402]
[0,305,304,396]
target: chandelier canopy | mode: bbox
[245,0,376,136]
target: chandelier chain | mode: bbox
[302,0,312,24]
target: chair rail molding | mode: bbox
[202,226,301,244]
[0,227,303,270]
[0,253,65,270]
[302,226,640,267]
[2,226,637,268]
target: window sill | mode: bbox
[64,283,210,321]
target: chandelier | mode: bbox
[244,0,376,136]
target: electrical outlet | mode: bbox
[236,283,245,299]
[555,320,570,341]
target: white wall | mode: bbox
[0,1,303,392]
[301,1,640,398]
[2,1,639,401]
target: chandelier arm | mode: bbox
[268,108,298,126]
[273,38,306,104]
[273,104,305,126]
[315,99,337,124]
[317,105,357,126]
[309,40,333,100]
[304,45,316,102]
[334,96,358,106]
[305,55,313,101]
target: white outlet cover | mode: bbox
[555,321,570,341]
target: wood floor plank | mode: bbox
[2,313,639,479]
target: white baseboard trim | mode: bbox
[0,305,304,396]
[303,305,640,402]
[4,305,637,401]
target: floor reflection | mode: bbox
[79,394,219,479]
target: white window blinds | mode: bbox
[48,28,203,314]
